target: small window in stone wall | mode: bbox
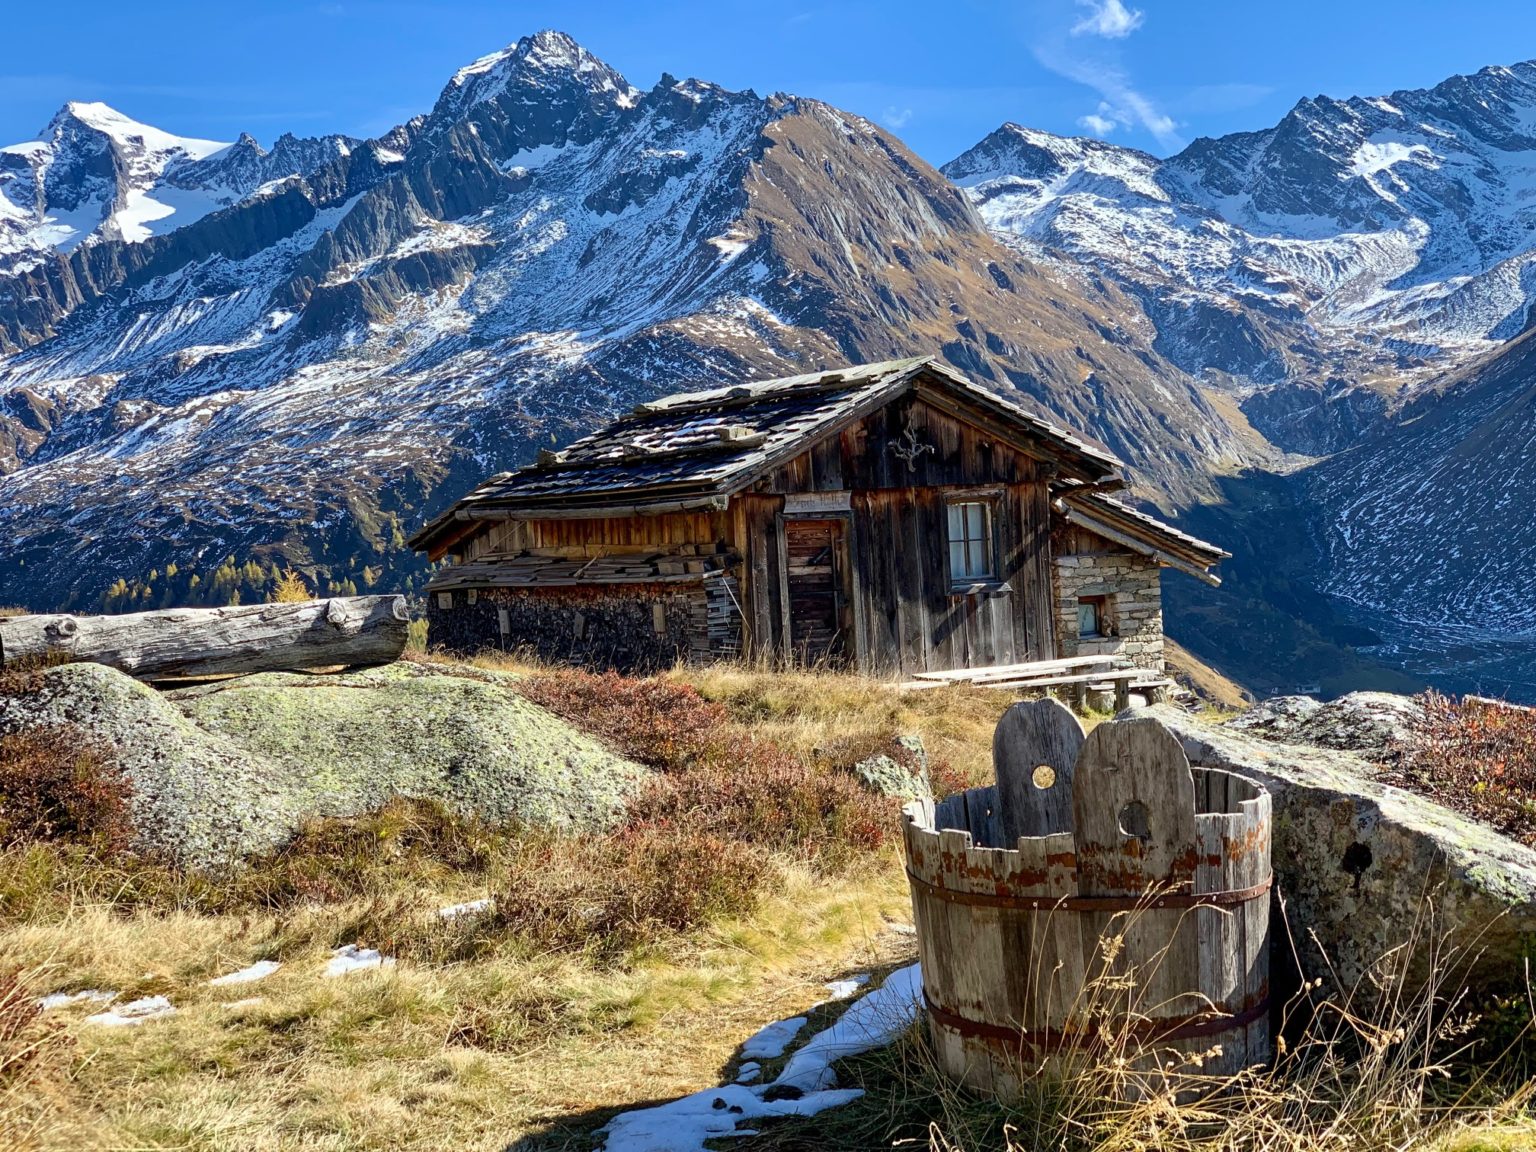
[1078,595,1108,638]
[437,592,453,610]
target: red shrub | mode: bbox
[492,827,766,956]
[627,738,899,867]
[1391,692,1536,846]
[520,669,732,770]
[0,728,134,853]
[0,967,61,1086]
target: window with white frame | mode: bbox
[947,500,995,584]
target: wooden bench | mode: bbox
[910,654,1121,685]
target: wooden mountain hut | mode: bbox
[409,356,1228,678]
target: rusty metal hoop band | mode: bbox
[923,989,1271,1049]
[905,869,1271,913]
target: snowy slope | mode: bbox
[0,31,1251,612]
[0,102,356,275]
[945,62,1536,451]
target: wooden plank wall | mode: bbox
[760,392,1056,676]
[466,511,731,559]
[454,392,1062,675]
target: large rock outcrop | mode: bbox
[0,661,647,867]
[1140,702,1536,999]
[1225,691,1425,765]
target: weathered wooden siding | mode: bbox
[731,493,785,661]
[464,511,731,559]
[845,484,1051,675]
[448,391,1065,674]
[754,392,1056,674]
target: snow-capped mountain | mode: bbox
[945,62,1536,453]
[0,31,1252,613]
[0,101,354,276]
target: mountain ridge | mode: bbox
[0,30,1255,621]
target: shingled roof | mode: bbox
[1058,488,1231,585]
[411,356,1124,557]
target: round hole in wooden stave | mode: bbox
[1031,764,1056,790]
[1118,800,1151,842]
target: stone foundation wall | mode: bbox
[427,584,716,674]
[1052,552,1164,671]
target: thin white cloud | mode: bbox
[1078,112,1117,135]
[882,106,913,129]
[1034,43,1183,151]
[1071,0,1144,39]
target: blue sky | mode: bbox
[4,1,1535,162]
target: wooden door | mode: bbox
[784,518,848,665]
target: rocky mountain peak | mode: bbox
[946,122,1156,189]
[431,29,640,124]
[43,100,228,162]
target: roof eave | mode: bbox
[1059,501,1226,586]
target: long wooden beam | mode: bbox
[0,596,409,682]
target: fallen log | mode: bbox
[0,595,410,681]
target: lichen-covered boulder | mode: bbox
[1138,703,1536,999]
[0,661,649,868]
[0,662,308,867]
[850,735,932,801]
[1227,691,1425,765]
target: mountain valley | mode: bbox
[2,31,1533,698]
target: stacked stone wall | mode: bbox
[1052,552,1164,671]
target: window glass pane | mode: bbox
[1078,600,1099,636]
[949,501,995,582]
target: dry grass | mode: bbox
[0,658,927,1149]
[0,855,912,1150]
[748,900,1536,1152]
[677,663,1013,786]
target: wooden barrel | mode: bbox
[903,706,1271,1099]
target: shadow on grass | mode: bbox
[503,958,925,1152]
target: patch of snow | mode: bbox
[597,964,923,1152]
[707,234,749,261]
[63,102,228,161]
[85,995,176,1027]
[739,1016,807,1060]
[776,965,922,1093]
[734,1061,761,1084]
[209,959,281,986]
[1347,140,1435,181]
[498,142,569,173]
[439,897,494,920]
[820,973,870,1002]
[324,944,395,977]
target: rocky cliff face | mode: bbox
[0,30,1256,612]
